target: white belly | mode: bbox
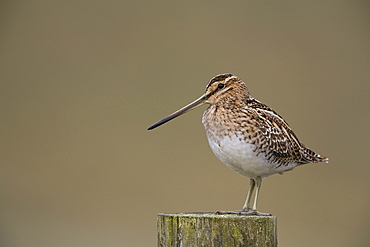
[206,134,298,178]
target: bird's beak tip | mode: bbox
[147,94,207,131]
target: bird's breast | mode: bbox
[202,106,297,178]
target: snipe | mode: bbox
[148,73,328,215]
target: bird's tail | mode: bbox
[300,146,329,164]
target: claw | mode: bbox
[216,210,272,216]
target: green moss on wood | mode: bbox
[158,213,277,247]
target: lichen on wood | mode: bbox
[158,213,277,247]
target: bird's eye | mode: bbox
[218,83,225,89]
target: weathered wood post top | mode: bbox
[158,212,277,247]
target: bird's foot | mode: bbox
[216,209,272,216]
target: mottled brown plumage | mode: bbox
[203,74,327,169]
[148,73,328,215]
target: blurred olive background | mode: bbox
[1,1,369,247]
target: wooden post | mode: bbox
[157,213,277,247]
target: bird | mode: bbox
[147,73,328,215]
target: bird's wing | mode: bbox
[245,98,322,165]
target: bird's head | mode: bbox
[147,73,249,130]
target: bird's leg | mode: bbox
[242,178,255,211]
[238,177,270,215]
[217,178,255,215]
[249,176,271,216]
[252,176,262,212]
[216,177,271,216]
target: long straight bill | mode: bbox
[147,94,207,130]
